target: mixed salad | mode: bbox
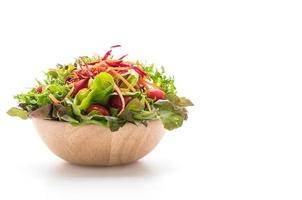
[7,46,193,131]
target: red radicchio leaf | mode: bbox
[102,49,112,61]
[119,62,133,67]
[133,66,147,77]
[111,45,121,48]
[72,78,89,97]
[118,54,128,60]
[105,60,123,67]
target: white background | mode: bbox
[0,0,302,199]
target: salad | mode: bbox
[7,45,193,131]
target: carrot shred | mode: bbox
[107,67,129,71]
[64,87,74,100]
[49,94,60,105]
[139,78,149,91]
[113,83,125,116]
[120,88,129,92]
[144,98,151,111]
[109,68,136,92]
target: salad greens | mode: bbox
[7,46,193,131]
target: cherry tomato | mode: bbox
[87,104,110,116]
[37,85,43,93]
[147,89,165,100]
[110,95,132,110]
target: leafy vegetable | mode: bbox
[126,98,145,111]
[7,46,192,132]
[7,107,28,119]
[154,95,193,130]
[167,94,194,107]
[142,64,177,94]
[48,84,68,100]
[154,96,192,130]
[122,69,139,87]
[75,72,114,111]
[15,88,51,111]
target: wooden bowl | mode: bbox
[32,118,165,166]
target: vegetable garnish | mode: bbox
[7,46,193,131]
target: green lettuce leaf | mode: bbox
[132,110,158,120]
[15,88,51,111]
[75,72,114,111]
[121,69,139,88]
[126,98,145,111]
[48,84,68,100]
[142,64,176,94]
[7,107,28,120]
[154,97,191,130]
[167,94,194,107]
[80,112,127,131]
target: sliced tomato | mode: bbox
[87,104,110,116]
[147,89,165,100]
[37,85,43,93]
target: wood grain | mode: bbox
[32,118,165,166]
